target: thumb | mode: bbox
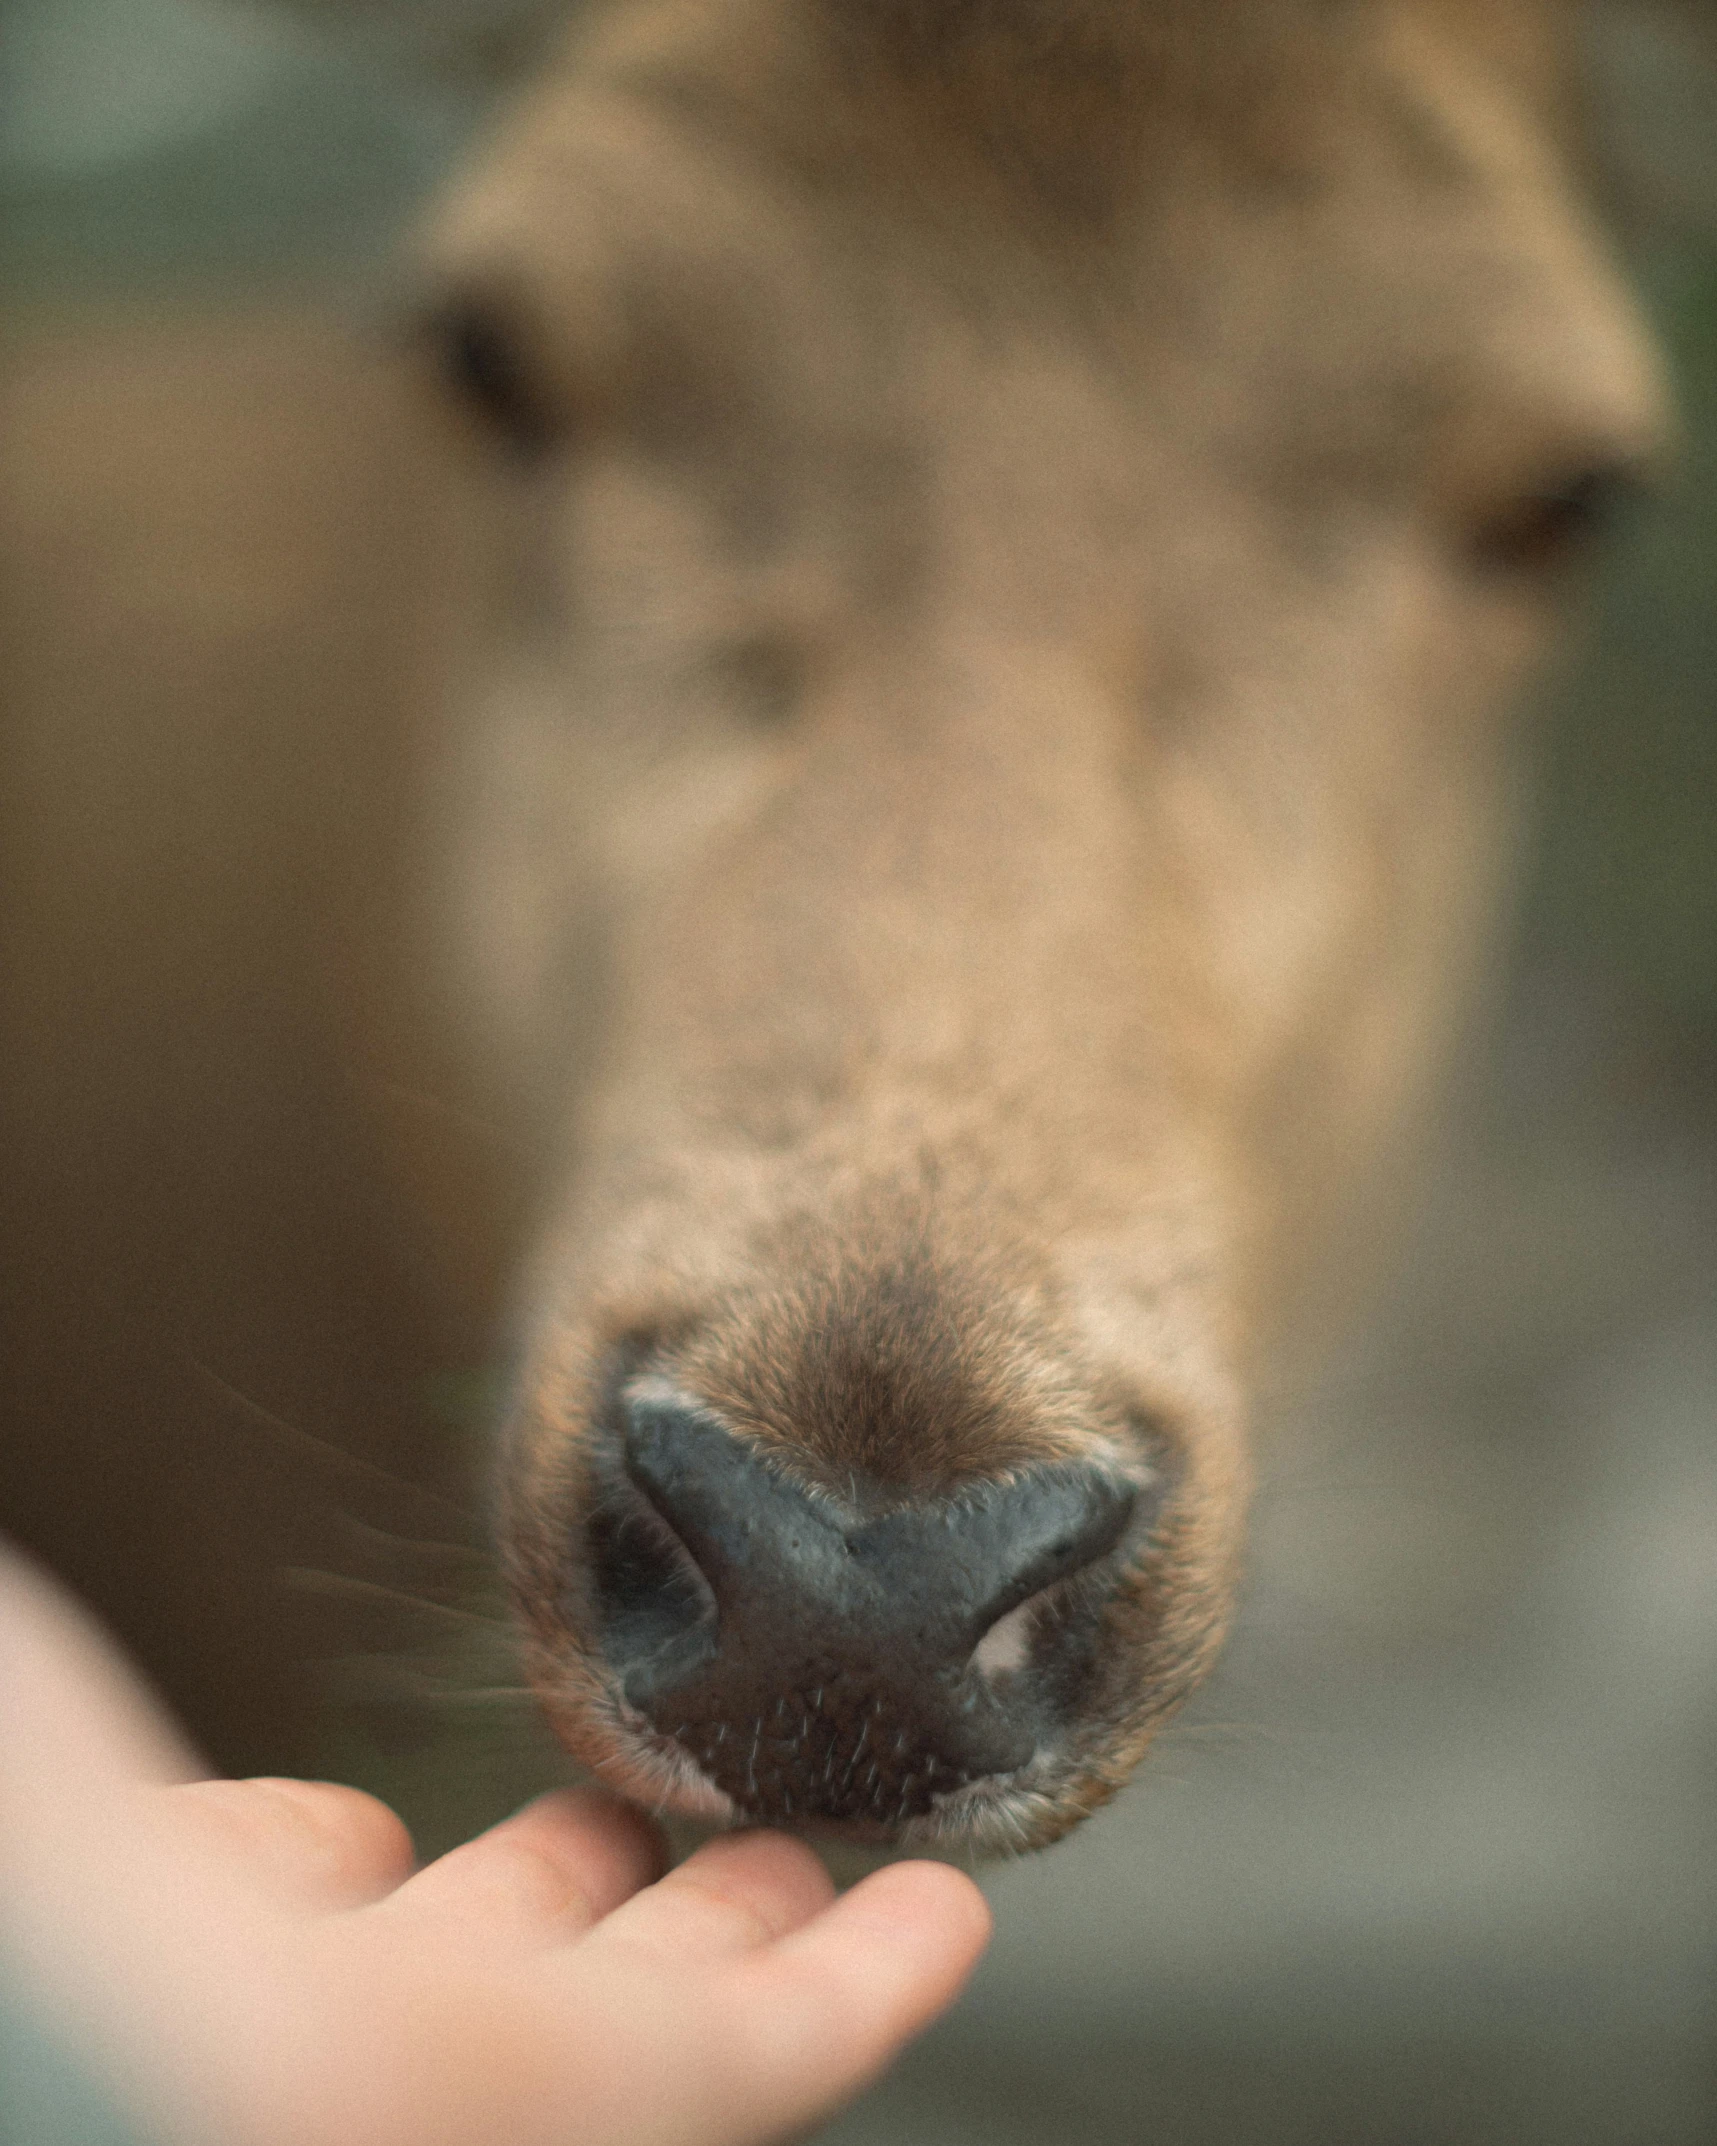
[0,1546,203,1827]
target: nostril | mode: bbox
[587,1506,719,1705]
[972,1595,1038,1678]
[620,1377,825,1601]
[617,1377,1139,1640]
[953,1465,1139,1643]
[586,1410,720,1705]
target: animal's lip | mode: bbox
[585,1691,740,1823]
[894,1763,1073,1855]
[588,1678,1069,1847]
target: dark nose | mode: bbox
[587,1384,1142,1830]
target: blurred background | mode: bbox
[1,3,1712,2143]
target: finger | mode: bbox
[716,1861,991,2136]
[589,1828,835,1968]
[372,1787,666,1954]
[168,1779,416,1908]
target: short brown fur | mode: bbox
[1,0,1669,1845]
[407,0,1667,1845]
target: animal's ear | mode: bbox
[256,1,575,79]
[1585,0,1717,236]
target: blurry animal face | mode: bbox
[415,0,1666,1850]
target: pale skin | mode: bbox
[0,1554,991,2146]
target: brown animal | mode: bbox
[0,0,1669,1852]
[396,0,1667,1851]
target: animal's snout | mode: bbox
[586,1375,1144,1831]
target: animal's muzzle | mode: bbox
[586,1377,1146,1830]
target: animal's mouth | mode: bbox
[573,1674,1086,1853]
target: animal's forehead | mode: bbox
[433,0,1667,581]
[441,0,1592,407]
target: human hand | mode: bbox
[0,1553,991,2146]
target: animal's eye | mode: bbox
[1468,461,1648,579]
[709,636,809,731]
[418,297,559,456]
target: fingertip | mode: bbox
[593,1826,837,1966]
[672,1827,838,1932]
[179,1777,417,1906]
[504,1787,671,1901]
[811,1857,992,2013]
[706,1855,990,2138]
[380,1783,667,1950]
[842,1858,993,1955]
[684,1826,834,1886]
[744,1855,991,2055]
[252,1779,418,1892]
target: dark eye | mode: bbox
[708,636,809,731]
[419,298,558,456]
[1469,462,1647,579]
